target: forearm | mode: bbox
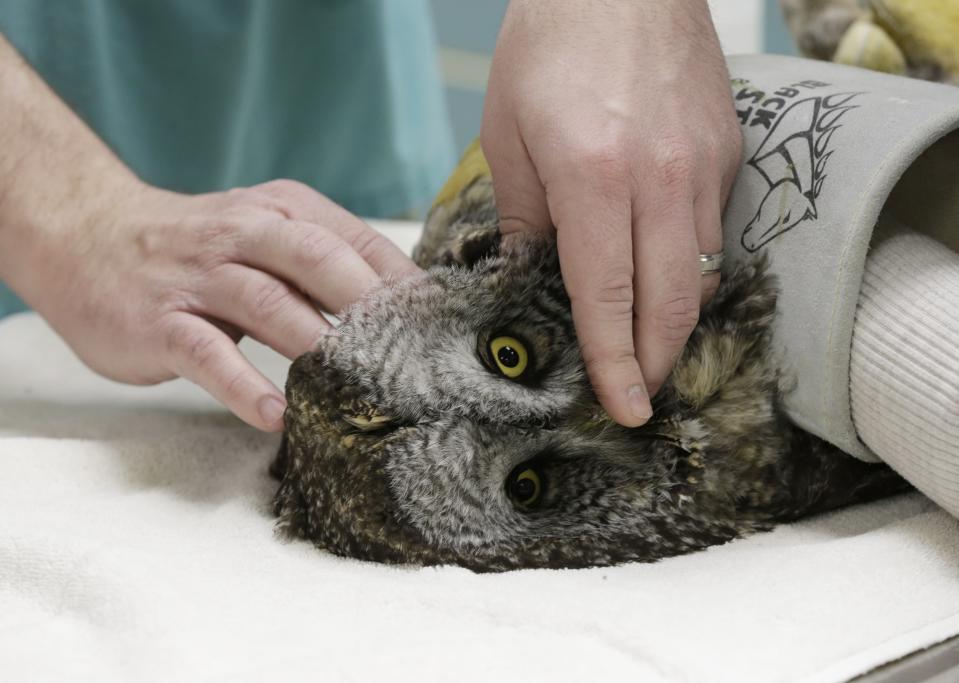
[0,33,140,304]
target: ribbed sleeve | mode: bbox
[850,228,959,515]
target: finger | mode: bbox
[480,112,551,236]
[719,128,744,206]
[254,179,420,279]
[550,174,652,427]
[202,264,333,360]
[633,193,701,398]
[242,219,382,314]
[164,314,287,432]
[694,183,724,304]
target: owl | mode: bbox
[270,144,908,572]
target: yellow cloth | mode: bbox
[431,139,490,209]
[834,18,907,75]
[870,0,959,79]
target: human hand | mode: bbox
[0,34,417,433]
[16,178,418,432]
[482,0,742,426]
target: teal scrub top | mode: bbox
[0,0,456,317]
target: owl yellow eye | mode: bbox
[508,466,542,507]
[489,336,529,379]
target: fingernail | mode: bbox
[258,395,287,426]
[627,385,653,422]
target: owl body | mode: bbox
[272,165,906,572]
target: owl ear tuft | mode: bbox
[449,226,501,269]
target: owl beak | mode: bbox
[341,412,397,432]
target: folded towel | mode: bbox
[2,221,959,683]
[851,223,959,517]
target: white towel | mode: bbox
[2,222,959,683]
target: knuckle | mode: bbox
[166,324,218,370]
[567,139,629,179]
[579,339,638,376]
[594,270,634,305]
[220,186,276,216]
[352,231,409,276]
[293,230,345,273]
[260,178,312,196]
[197,219,235,244]
[249,279,293,322]
[346,228,385,261]
[653,139,698,189]
[223,186,253,205]
[594,286,634,318]
[650,295,700,344]
[195,220,242,263]
[698,136,724,169]
[725,124,744,160]
[222,368,252,404]
[571,270,635,319]
[256,178,320,210]
[716,127,743,172]
[231,179,323,218]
